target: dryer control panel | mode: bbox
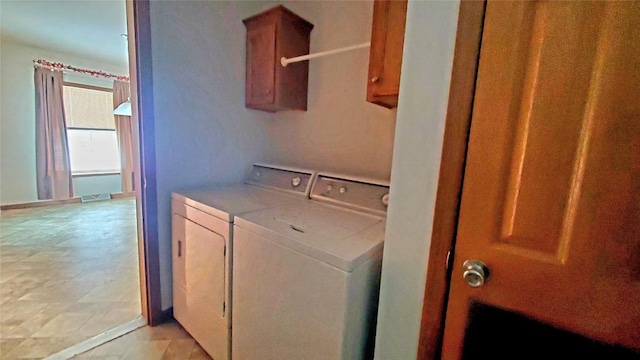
[310,174,390,216]
[245,165,314,197]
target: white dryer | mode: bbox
[171,164,315,360]
[232,173,390,360]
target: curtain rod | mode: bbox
[33,59,129,82]
[280,42,371,67]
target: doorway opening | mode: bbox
[0,0,145,357]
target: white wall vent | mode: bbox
[80,193,112,203]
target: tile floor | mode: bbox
[0,199,141,359]
[73,319,212,360]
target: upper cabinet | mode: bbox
[243,6,314,112]
[366,0,408,108]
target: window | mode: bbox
[63,84,120,175]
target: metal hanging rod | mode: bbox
[280,42,371,67]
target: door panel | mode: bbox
[184,218,225,319]
[442,1,640,357]
[246,23,276,106]
[172,214,227,359]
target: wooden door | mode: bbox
[442,1,640,358]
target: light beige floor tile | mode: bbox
[86,322,212,360]
[188,343,212,360]
[161,338,196,360]
[73,308,139,337]
[0,270,27,283]
[120,339,172,360]
[86,334,133,357]
[0,338,24,355]
[0,199,141,355]
[129,320,185,341]
[3,336,83,359]
[32,312,94,337]
[1,310,62,339]
[77,284,136,303]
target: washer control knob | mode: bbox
[382,193,390,206]
[327,184,333,192]
[339,187,347,194]
[292,177,301,187]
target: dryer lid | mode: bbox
[171,164,315,222]
[172,185,304,222]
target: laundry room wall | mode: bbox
[255,0,397,181]
[148,0,274,309]
[149,0,399,310]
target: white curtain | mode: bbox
[113,80,134,193]
[35,67,73,200]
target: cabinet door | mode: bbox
[246,23,276,106]
[367,0,408,108]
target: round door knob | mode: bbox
[462,260,489,287]
[339,187,347,194]
[381,193,390,207]
[291,177,301,187]
[371,76,379,83]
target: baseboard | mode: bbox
[111,192,136,199]
[0,197,81,210]
[1,192,136,211]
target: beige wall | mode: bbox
[0,37,129,205]
[148,0,274,308]
[374,1,460,358]
[149,1,397,309]
[263,1,397,180]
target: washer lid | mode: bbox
[172,185,304,222]
[235,201,386,272]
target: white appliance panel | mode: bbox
[232,227,382,360]
[172,213,229,360]
[171,164,315,360]
[231,172,389,359]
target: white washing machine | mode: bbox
[232,173,390,360]
[171,164,315,360]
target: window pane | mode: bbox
[63,85,115,130]
[67,129,120,173]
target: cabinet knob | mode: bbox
[371,76,380,83]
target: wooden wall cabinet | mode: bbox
[243,6,314,112]
[367,0,408,108]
